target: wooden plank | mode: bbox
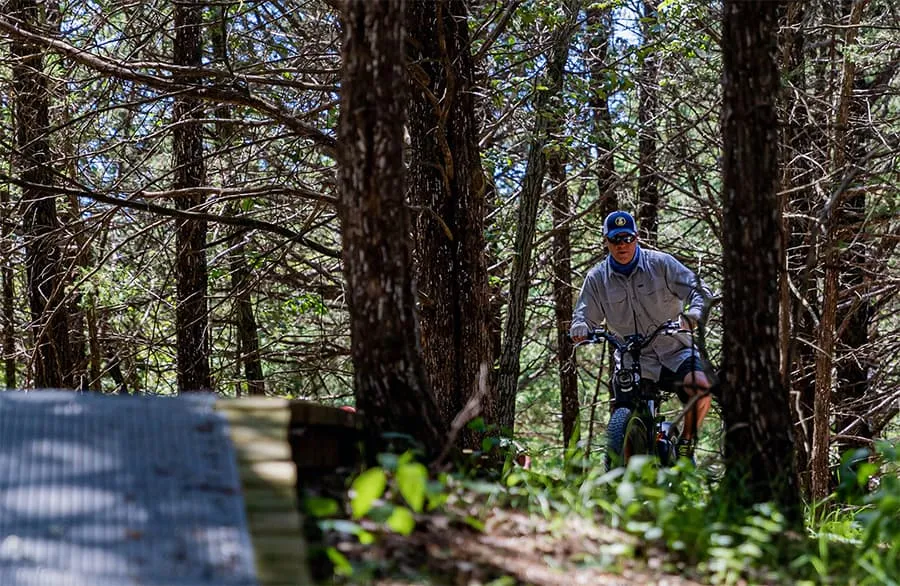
[217,397,291,411]
[289,400,359,428]
[232,438,293,462]
[220,406,291,424]
[238,460,296,488]
[224,415,291,435]
[237,480,296,510]
[253,535,308,558]
[253,556,306,586]
[220,412,290,436]
[252,535,311,585]
[246,510,302,535]
[220,399,312,586]
[229,425,289,449]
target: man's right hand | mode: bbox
[570,323,589,343]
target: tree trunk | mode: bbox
[11,0,75,389]
[338,0,447,460]
[548,149,579,448]
[60,83,95,390]
[720,0,801,521]
[777,1,818,495]
[833,0,874,454]
[586,6,618,215]
[406,0,493,446]
[229,238,265,395]
[173,0,211,392]
[1,186,15,388]
[811,0,868,500]
[496,0,580,434]
[834,189,872,450]
[637,0,660,244]
[211,7,265,396]
[812,251,837,503]
[585,5,619,419]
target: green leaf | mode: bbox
[396,461,428,513]
[397,450,415,467]
[319,520,375,545]
[426,491,449,511]
[304,496,339,517]
[377,452,399,471]
[425,479,448,511]
[326,547,353,576]
[467,417,487,432]
[386,506,416,535]
[856,462,878,486]
[463,515,485,532]
[350,467,386,519]
[482,436,500,452]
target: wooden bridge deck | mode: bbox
[217,397,359,586]
[0,392,356,586]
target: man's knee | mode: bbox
[681,370,710,395]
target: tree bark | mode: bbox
[229,237,265,395]
[496,0,580,434]
[11,0,75,389]
[173,0,211,392]
[834,193,872,450]
[338,0,447,460]
[586,6,618,215]
[211,7,265,396]
[406,0,493,446]
[637,0,660,244]
[1,186,15,388]
[548,149,579,448]
[812,0,869,500]
[777,0,818,495]
[833,0,874,454]
[585,5,619,419]
[720,0,801,521]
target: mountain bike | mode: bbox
[577,321,696,470]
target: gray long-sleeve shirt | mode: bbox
[570,248,712,378]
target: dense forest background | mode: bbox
[0,0,897,511]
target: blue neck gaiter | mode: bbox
[610,245,641,276]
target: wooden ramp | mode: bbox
[0,392,359,586]
[0,391,258,586]
[217,398,360,586]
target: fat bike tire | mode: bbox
[605,407,651,471]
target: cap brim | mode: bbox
[607,228,636,238]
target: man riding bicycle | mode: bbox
[570,211,713,462]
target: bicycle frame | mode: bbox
[577,321,683,467]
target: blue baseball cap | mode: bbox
[604,211,637,239]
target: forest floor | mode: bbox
[318,505,710,586]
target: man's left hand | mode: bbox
[680,309,702,330]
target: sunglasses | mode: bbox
[608,234,636,245]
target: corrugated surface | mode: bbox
[0,391,258,586]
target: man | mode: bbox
[570,211,713,462]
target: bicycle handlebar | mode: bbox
[575,320,686,353]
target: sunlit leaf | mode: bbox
[386,506,416,535]
[350,467,386,519]
[396,461,428,513]
[326,547,353,576]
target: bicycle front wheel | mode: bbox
[605,407,651,471]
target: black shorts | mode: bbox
[658,355,705,404]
